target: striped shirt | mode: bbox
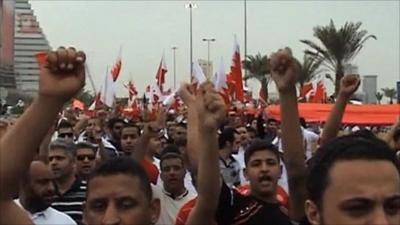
[52,178,87,223]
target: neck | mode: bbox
[250,189,278,204]
[55,174,76,194]
[19,191,46,214]
[164,185,186,198]
[219,148,231,160]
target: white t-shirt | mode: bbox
[152,185,196,225]
[15,199,77,225]
[302,128,319,160]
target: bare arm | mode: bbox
[0,47,86,224]
[270,49,306,221]
[320,75,360,146]
[185,82,225,225]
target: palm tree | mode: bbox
[298,54,325,88]
[375,92,383,104]
[381,88,397,104]
[242,53,270,101]
[74,89,94,106]
[301,20,376,96]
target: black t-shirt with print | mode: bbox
[216,182,293,225]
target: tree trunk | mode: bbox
[259,79,269,102]
[334,65,344,97]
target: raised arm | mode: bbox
[0,47,85,224]
[184,82,225,225]
[320,75,360,145]
[270,48,306,221]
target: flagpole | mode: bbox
[244,0,248,87]
[186,2,197,81]
[172,46,177,89]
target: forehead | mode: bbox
[248,150,278,162]
[77,147,95,155]
[87,174,147,200]
[122,127,139,135]
[324,160,400,202]
[48,148,68,157]
[58,127,73,133]
[161,157,183,167]
[237,127,247,132]
[30,161,52,178]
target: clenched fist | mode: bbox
[269,47,300,93]
[39,47,86,101]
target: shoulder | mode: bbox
[47,207,77,225]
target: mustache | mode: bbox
[258,174,272,182]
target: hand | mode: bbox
[93,126,103,144]
[269,48,300,93]
[142,121,162,139]
[194,82,226,131]
[177,83,196,107]
[39,47,86,101]
[338,74,360,98]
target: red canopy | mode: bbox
[266,103,400,125]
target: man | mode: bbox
[106,117,125,152]
[75,141,97,180]
[120,123,141,156]
[0,47,86,225]
[83,157,161,225]
[305,134,400,225]
[236,125,250,148]
[300,117,319,161]
[48,139,86,222]
[154,151,196,225]
[216,140,292,225]
[57,120,75,142]
[17,158,77,225]
[218,127,241,187]
[234,125,251,185]
[173,123,187,144]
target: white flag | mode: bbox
[100,68,115,107]
[214,58,227,91]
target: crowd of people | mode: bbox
[0,47,399,225]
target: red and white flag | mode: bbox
[299,82,313,98]
[100,67,115,107]
[214,58,227,92]
[125,81,138,108]
[192,61,207,87]
[111,48,122,82]
[309,80,325,103]
[155,53,168,92]
[228,35,244,102]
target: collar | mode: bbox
[162,188,189,200]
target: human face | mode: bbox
[231,133,241,154]
[76,148,96,178]
[173,126,187,143]
[251,120,257,130]
[148,137,161,156]
[305,160,400,225]
[244,150,281,201]
[58,127,75,141]
[26,161,56,210]
[236,127,249,146]
[267,121,279,134]
[84,174,160,225]
[121,127,140,155]
[160,158,186,194]
[112,122,124,140]
[87,118,102,139]
[48,149,74,180]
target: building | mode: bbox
[198,59,213,79]
[0,0,51,99]
[13,0,51,96]
[362,75,377,104]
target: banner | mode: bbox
[266,103,400,125]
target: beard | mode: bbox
[26,194,51,213]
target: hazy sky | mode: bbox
[29,0,400,98]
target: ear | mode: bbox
[150,198,161,224]
[305,200,321,225]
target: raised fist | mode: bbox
[39,47,86,101]
[338,74,360,98]
[269,47,300,93]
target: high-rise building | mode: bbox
[13,0,51,96]
[362,75,377,104]
[198,59,213,79]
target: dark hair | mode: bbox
[176,122,187,129]
[218,127,238,149]
[87,157,152,201]
[244,139,280,166]
[267,118,279,124]
[107,118,125,130]
[307,134,400,209]
[76,141,97,154]
[299,117,307,128]
[57,120,73,131]
[246,126,256,134]
[393,128,400,142]
[48,139,77,159]
[122,123,141,135]
[160,151,184,171]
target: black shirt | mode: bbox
[216,182,293,225]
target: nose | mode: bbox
[370,207,390,225]
[46,181,55,194]
[102,204,121,225]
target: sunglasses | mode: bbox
[76,155,96,161]
[58,133,74,138]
